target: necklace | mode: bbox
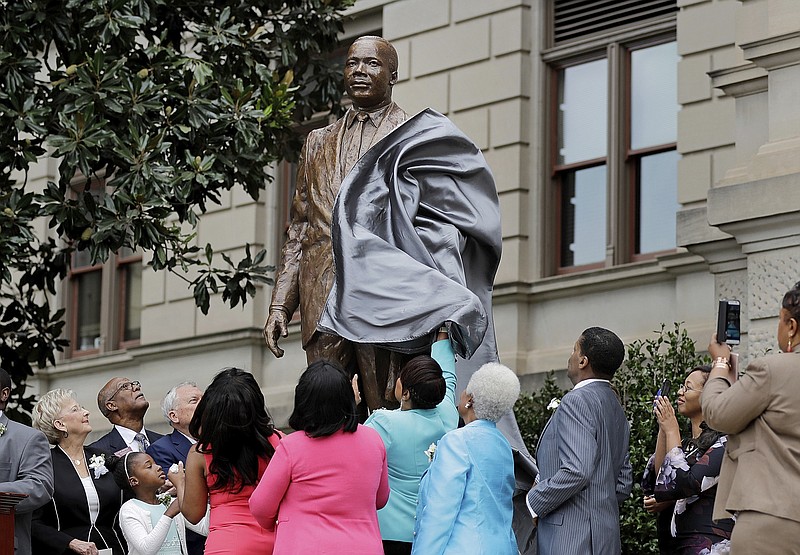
[59,445,84,467]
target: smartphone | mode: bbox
[716,299,741,345]
[656,379,670,399]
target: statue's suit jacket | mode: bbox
[701,352,800,525]
[527,381,632,555]
[270,102,408,347]
[0,414,54,555]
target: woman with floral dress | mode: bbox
[642,365,735,555]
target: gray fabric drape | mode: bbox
[318,108,501,364]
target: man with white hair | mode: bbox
[147,381,203,471]
[147,381,205,555]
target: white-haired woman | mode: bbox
[411,362,520,555]
[31,389,125,555]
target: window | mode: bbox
[66,245,143,357]
[548,2,678,273]
[64,182,143,357]
[117,247,142,345]
[70,250,103,353]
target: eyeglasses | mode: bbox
[677,383,699,394]
[107,381,141,402]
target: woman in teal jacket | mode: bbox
[364,328,458,555]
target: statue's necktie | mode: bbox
[355,111,369,158]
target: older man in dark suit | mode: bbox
[147,381,204,555]
[89,377,163,456]
[0,369,54,555]
[527,327,633,555]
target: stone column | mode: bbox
[683,0,800,363]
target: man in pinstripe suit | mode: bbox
[527,327,633,554]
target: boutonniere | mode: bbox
[424,442,437,463]
[88,454,109,479]
[547,397,561,411]
[0,422,6,437]
[156,492,172,507]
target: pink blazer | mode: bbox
[249,425,389,554]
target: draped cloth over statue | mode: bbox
[317,108,501,367]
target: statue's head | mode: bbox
[344,35,398,111]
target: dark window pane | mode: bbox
[637,150,679,254]
[124,262,142,341]
[76,271,102,350]
[558,59,608,165]
[561,165,607,266]
[631,42,678,149]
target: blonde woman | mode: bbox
[31,389,125,555]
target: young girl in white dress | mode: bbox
[107,452,208,555]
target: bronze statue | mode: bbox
[264,36,503,414]
[264,36,410,410]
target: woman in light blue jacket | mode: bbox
[364,328,458,555]
[412,362,520,555]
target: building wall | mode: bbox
[30,0,798,437]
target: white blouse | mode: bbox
[80,475,100,524]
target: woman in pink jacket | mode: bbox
[249,360,389,554]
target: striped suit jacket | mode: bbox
[527,381,632,555]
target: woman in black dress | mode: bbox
[642,365,735,554]
[31,389,125,555]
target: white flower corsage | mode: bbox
[88,454,108,479]
[424,442,437,463]
[547,397,561,411]
[156,492,172,507]
[0,423,6,437]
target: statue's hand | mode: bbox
[264,308,289,358]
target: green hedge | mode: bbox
[513,323,705,554]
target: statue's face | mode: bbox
[344,38,397,110]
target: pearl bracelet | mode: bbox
[712,357,730,368]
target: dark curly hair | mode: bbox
[579,327,625,379]
[188,368,277,494]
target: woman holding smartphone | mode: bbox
[642,366,734,554]
[703,281,800,553]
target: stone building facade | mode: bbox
[31,0,800,437]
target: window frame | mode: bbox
[67,254,104,357]
[545,23,678,275]
[63,180,144,359]
[116,248,143,349]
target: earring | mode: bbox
[464,402,471,409]
[789,337,794,353]
[62,430,69,439]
